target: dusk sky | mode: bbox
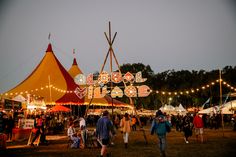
[0,0,236,93]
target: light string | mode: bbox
[1,79,235,99]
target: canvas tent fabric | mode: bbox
[5,43,84,104]
[221,100,236,114]
[160,104,176,114]
[68,57,83,78]
[13,95,26,102]
[198,106,219,114]
[198,100,236,114]
[175,104,187,115]
[47,105,71,112]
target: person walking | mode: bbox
[131,115,137,131]
[193,113,204,143]
[96,110,113,157]
[120,113,131,148]
[182,113,193,144]
[151,110,171,157]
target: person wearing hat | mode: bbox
[151,110,171,157]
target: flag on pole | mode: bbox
[48,33,51,40]
[201,98,210,109]
[223,93,230,106]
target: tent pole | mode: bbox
[129,97,148,144]
[219,69,224,137]
[84,96,94,119]
[102,22,148,144]
[48,75,52,103]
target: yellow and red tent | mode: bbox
[4,43,84,104]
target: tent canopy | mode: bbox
[4,43,84,104]
[198,100,236,114]
[48,105,71,112]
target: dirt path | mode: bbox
[1,128,236,157]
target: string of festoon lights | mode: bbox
[1,79,236,99]
[156,79,236,96]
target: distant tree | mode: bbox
[103,63,236,110]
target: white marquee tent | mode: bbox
[198,100,236,115]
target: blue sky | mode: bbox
[0,0,236,93]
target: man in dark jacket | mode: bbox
[96,110,113,157]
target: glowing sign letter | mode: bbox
[111,86,123,98]
[135,71,147,83]
[124,85,137,97]
[137,85,151,97]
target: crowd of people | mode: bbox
[1,110,236,157]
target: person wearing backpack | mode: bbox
[151,110,171,157]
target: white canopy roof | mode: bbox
[198,100,236,115]
[12,94,26,102]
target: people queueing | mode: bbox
[182,113,193,144]
[120,113,132,148]
[67,122,80,148]
[96,110,113,157]
[193,113,204,143]
[151,110,171,157]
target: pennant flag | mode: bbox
[201,98,210,109]
[48,33,51,40]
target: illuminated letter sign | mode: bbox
[74,74,86,85]
[111,86,123,98]
[86,73,94,85]
[93,86,108,98]
[98,71,110,84]
[73,71,151,98]
[135,71,147,83]
[124,85,137,97]
[87,85,94,99]
[111,72,123,83]
[137,85,151,97]
[123,72,134,83]
[74,87,87,99]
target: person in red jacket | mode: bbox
[193,113,204,143]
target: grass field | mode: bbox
[1,127,236,157]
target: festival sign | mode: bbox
[74,71,151,98]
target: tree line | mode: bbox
[113,63,236,110]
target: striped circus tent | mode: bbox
[4,43,84,105]
[68,52,83,78]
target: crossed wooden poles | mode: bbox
[85,22,147,144]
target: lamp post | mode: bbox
[219,69,224,137]
[168,97,172,115]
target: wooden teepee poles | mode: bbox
[101,22,148,144]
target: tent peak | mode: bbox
[46,43,53,52]
[72,58,78,65]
